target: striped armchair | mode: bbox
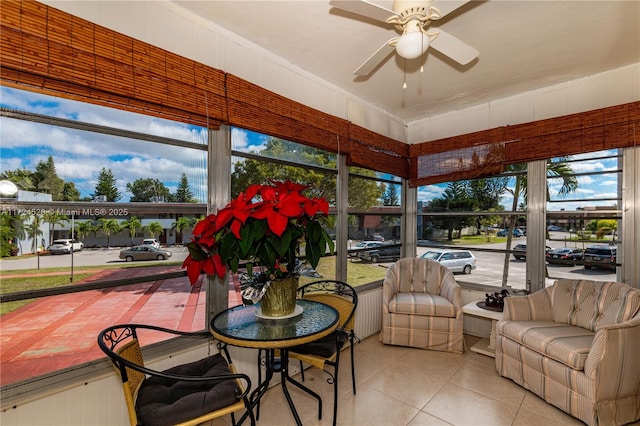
[495,279,640,426]
[380,258,464,353]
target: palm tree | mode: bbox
[172,216,194,245]
[121,216,142,246]
[25,212,44,253]
[145,221,163,240]
[75,221,95,243]
[97,218,120,248]
[501,158,578,286]
[42,211,69,245]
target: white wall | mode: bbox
[407,63,640,143]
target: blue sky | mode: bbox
[1,86,619,210]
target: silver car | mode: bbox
[419,249,476,274]
[119,245,172,262]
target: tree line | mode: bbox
[0,156,198,203]
[1,211,198,256]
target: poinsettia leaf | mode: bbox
[186,260,203,285]
[212,254,226,279]
[323,229,335,255]
[251,219,268,240]
[257,241,277,272]
[186,242,208,261]
[304,236,322,269]
[269,227,293,258]
[219,234,238,263]
[267,212,288,236]
[237,222,254,256]
[306,221,324,244]
[202,256,216,275]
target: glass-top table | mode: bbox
[210,299,339,425]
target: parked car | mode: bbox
[497,228,524,237]
[364,234,385,242]
[141,238,160,249]
[359,243,401,263]
[582,244,617,270]
[48,239,84,254]
[348,241,383,258]
[547,225,564,232]
[419,249,476,274]
[119,245,172,262]
[512,244,552,260]
[546,247,584,265]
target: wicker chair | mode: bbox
[97,324,255,426]
[288,280,358,426]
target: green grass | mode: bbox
[1,273,94,315]
[433,234,508,245]
[300,256,387,286]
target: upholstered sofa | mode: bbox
[380,258,464,353]
[495,279,640,425]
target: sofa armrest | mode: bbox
[502,288,553,321]
[585,314,640,402]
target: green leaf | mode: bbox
[219,234,238,263]
[186,241,208,261]
[269,227,293,258]
[237,223,254,257]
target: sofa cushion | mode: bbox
[389,293,456,317]
[550,280,640,332]
[498,320,594,370]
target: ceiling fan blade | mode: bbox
[329,0,397,23]
[429,0,471,19]
[429,29,479,65]
[354,41,396,76]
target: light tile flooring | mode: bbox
[206,334,631,426]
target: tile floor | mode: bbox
[206,334,616,426]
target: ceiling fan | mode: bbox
[330,0,479,76]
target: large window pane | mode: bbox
[1,87,208,387]
[545,151,620,285]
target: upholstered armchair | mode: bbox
[380,258,464,353]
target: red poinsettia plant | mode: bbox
[183,180,334,285]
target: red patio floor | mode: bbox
[0,266,242,386]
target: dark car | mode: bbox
[348,241,383,258]
[512,244,551,260]
[359,243,401,263]
[546,247,584,265]
[583,244,617,270]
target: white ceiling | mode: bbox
[173,1,640,123]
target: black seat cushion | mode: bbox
[290,330,349,358]
[135,353,240,425]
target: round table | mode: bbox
[210,299,339,425]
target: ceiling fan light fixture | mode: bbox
[395,30,429,60]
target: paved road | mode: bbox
[2,234,616,288]
[0,245,189,272]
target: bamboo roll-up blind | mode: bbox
[409,101,640,187]
[1,0,226,128]
[225,74,351,155]
[348,123,410,179]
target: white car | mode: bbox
[419,249,476,274]
[141,238,160,249]
[48,239,84,254]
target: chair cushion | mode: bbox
[389,293,456,318]
[135,353,240,425]
[289,330,349,358]
[498,320,594,370]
